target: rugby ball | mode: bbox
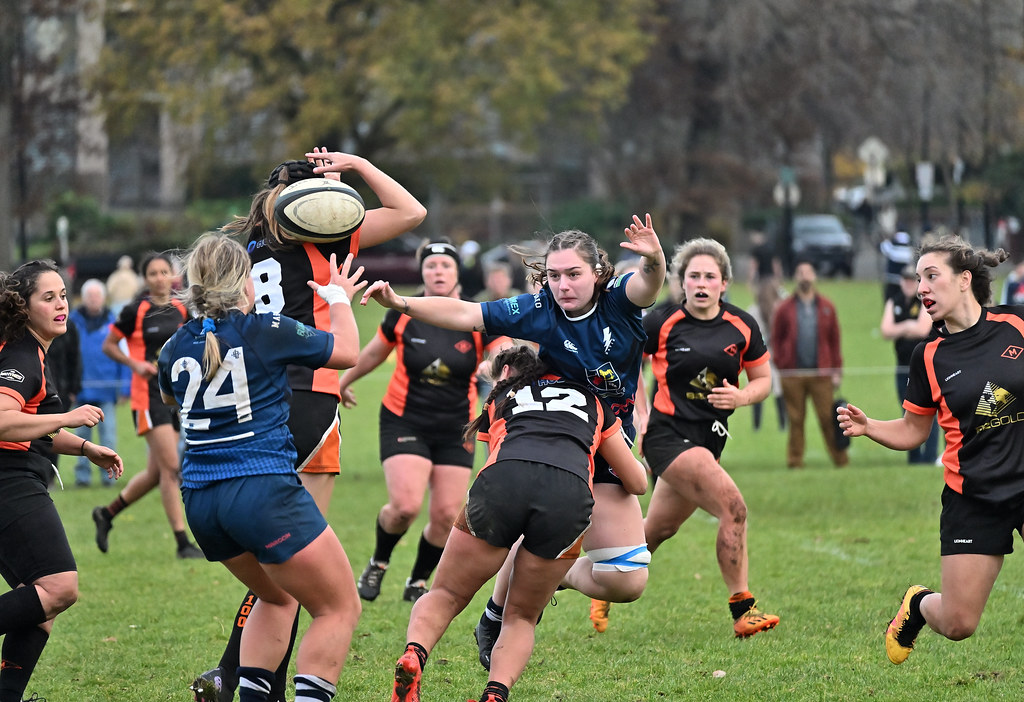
[273,178,366,243]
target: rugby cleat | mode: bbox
[358,561,387,601]
[92,506,113,553]
[403,578,429,603]
[392,649,422,702]
[189,666,233,702]
[474,615,500,671]
[589,599,611,633]
[733,605,780,638]
[886,585,931,664]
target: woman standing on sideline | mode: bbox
[160,235,364,702]
[341,240,508,603]
[837,236,1020,665]
[93,253,202,559]
[640,238,779,638]
[362,216,664,666]
[0,260,123,702]
[193,149,426,702]
[390,346,647,702]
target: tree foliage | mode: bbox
[93,0,654,195]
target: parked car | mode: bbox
[789,214,854,277]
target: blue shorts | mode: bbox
[182,473,328,564]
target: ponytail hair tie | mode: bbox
[202,318,216,334]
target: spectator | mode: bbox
[105,254,140,316]
[880,230,915,304]
[879,265,940,464]
[70,279,130,487]
[771,260,848,468]
[38,273,81,476]
[747,229,782,326]
[473,261,521,303]
[999,257,1024,305]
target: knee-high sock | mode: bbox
[0,626,49,702]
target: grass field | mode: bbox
[32,277,1024,701]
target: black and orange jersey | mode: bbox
[248,235,358,397]
[905,306,1024,501]
[644,301,769,424]
[111,296,188,411]
[477,374,621,487]
[0,334,63,473]
[378,307,505,429]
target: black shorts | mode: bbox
[456,460,593,560]
[378,406,474,468]
[289,390,341,474]
[133,398,180,435]
[0,481,76,586]
[642,417,728,477]
[939,485,1024,556]
[593,422,636,485]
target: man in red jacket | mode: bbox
[771,260,848,468]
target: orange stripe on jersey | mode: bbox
[0,346,46,452]
[919,336,964,492]
[304,243,343,397]
[651,308,687,416]
[381,317,410,416]
[986,309,1024,336]
[722,310,770,370]
[126,299,151,410]
[477,415,509,474]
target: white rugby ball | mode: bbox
[273,178,366,243]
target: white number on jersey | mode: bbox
[511,385,589,421]
[251,258,285,314]
[171,347,253,432]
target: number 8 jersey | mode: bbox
[157,310,334,487]
[476,375,622,488]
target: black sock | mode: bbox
[373,516,405,564]
[174,530,193,550]
[404,642,429,670]
[728,592,756,620]
[0,626,49,702]
[409,533,445,583]
[268,607,300,701]
[481,681,510,702]
[107,493,129,517]
[217,590,257,691]
[294,673,336,701]
[237,666,274,702]
[907,588,932,630]
[0,586,46,634]
[483,596,504,623]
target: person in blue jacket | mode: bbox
[70,279,131,486]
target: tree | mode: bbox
[92,0,655,200]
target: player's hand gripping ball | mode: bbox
[273,178,366,243]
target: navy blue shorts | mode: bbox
[455,460,593,560]
[182,473,328,564]
[939,485,1024,556]
[378,406,474,468]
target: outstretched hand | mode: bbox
[836,402,868,437]
[360,280,403,310]
[621,213,661,261]
[307,253,367,304]
[305,149,366,179]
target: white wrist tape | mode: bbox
[316,284,350,306]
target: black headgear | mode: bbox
[267,160,317,188]
[418,242,461,269]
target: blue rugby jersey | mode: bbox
[480,273,646,425]
[157,309,333,487]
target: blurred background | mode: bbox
[4,0,1024,288]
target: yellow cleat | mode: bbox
[886,585,931,664]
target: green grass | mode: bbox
[33,278,1024,701]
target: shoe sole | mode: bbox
[392,656,420,702]
[734,619,779,638]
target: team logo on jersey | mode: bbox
[422,358,452,386]
[1001,345,1023,359]
[607,275,625,289]
[686,366,718,400]
[295,322,317,338]
[0,369,24,383]
[564,339,579,353]
[975,382,1015,418]
[454,340,473,353]
[602,327,614,354]
[586,363,622,395]
[723,343,738,356]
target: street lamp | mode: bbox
[774,166,800,275]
